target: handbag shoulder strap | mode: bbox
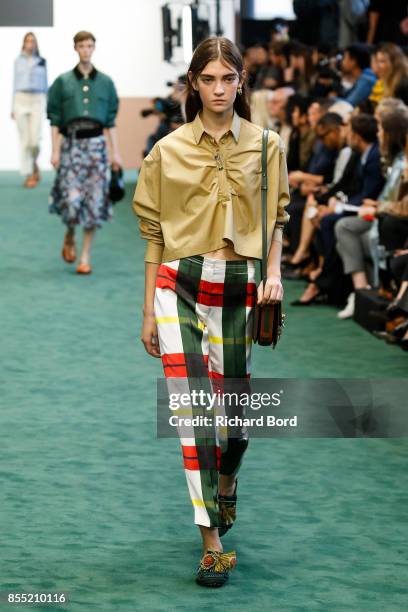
[261,128,269,286]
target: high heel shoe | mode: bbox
[386,299,404,316]
[283,255,312,269]
[391,318,408,339]
[290,291,326,306]
[386,290,408,316]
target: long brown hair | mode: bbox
[22,32,40,56]
[380,108,408,165]
[185,36,251,123]
[377,43,408,98]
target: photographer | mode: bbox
[142,75,186,156]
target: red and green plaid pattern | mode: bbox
[154,255,256,527]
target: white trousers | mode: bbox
[13,92,46,176]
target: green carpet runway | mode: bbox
[1,172,407,611]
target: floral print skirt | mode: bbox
[49,135,112,229]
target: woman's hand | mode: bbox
[288,170,304,187]
[141,312,161,358]
[394,248,408,257]
[300,181,318,196]
[257,274,283,305]
[110,152,123,169]
[358,205,376,219]
[51,151,60,169]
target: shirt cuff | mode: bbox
[144,241,164,264]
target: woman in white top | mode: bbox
[12,32,48,188]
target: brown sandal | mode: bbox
[76,262,92,275]
[62,233,76,263]
[24,174,38,188]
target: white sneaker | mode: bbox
[337,292,355,319]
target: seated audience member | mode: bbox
[371,43,408,105]
[250,89,274,128]
[311,43,332,71]
[286,95,316,172]
[267,86,295,149]
[285,112,344,256]
[335,108,408,318]
[341,43,377,107]
[283,41,314,96]
[368,47,384,106]
[310,65,343,99]
[286,113,356,271]
[364,137,408,282]
[366,167,408,350]
[289,112,344,192]
[374,96,408,124]
[243,44,269,90]
[289,114,385,305]
[328,99,355,124]
[307,98,333,131]
[254,41,287,90]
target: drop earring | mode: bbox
[237,86,242,95]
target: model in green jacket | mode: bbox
[47,30,122,274]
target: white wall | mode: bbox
[254,0,295,20]
[0,0,235,171]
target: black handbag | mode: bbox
[109,165,125,203]
[252,128,286,348]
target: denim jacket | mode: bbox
[344,68,377,108]
[13,53,48,94]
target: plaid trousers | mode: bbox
[154,255,257,527]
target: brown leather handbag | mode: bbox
[252,128,286,348]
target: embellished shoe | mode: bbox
[62,233,76,263]
[218,480,237,537]
[195,549,237,587]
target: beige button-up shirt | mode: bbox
[132,110,290,264]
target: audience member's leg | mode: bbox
[285,193,306,254]
[290,198,317,263]
[314,214,353,306]
[335,216,373,290]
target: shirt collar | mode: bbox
[192,109,241,144]
[73,65,98,80]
